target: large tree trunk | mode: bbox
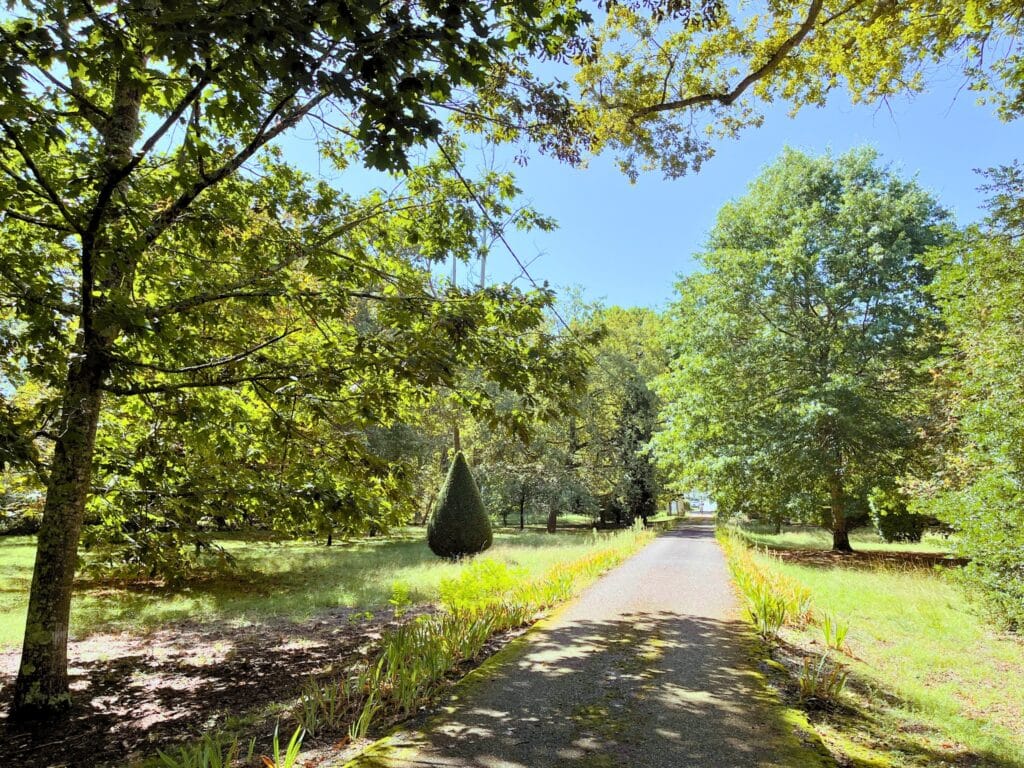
[829,476,853,553]
[546,505,557,534]
[11,355,105,719]
[12,56,143,720]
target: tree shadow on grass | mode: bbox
[766,548,967,571]
[0,606,418,768]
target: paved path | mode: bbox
[345,522,831,768]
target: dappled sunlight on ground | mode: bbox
[0,607,418,767]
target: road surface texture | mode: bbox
[343,522,832,768]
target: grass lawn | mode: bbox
[746,530,1024,767]
[0,527,638,651]
[739,523,954,554]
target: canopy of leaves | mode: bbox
[463,304,668,530]
[570,0,1024,179]
[916,164,1024,627]
[653,148,947,530]
[0,0,592,577]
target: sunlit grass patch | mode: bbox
[728,532,1024,766]
[0,536,35,650]
[0,526,652,650]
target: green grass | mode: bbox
[754,550,1024,766]
[0,527,645,651]
[0,536,36,652]
[738,524,953,554]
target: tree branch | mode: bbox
[0,208,75,233]
[107,329,299,375]
[100,371,309,397]
[132,92,328,254]
[0,123,83,233]
[632,0,826,118]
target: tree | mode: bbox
[566,304,667,525]
[653,148,946,551]
[427,452,493,558]
[616,376,658,526]
[456,304,668,532]
[571,0,1024,180]
[0,0,586,719]
[915,163,1024,627]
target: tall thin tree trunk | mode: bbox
[519,490,526,531]
[12,56,143,719]
[546,506,557,534]
[829,475,853,553]
[12,355,104,718]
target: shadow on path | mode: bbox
[349,523,828,768]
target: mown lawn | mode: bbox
[0,527,634,650]
[747,528,1024,767]
[739,524,953,554]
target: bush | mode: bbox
[427,452,492,558]
[919,471,1024,629]
[869,486,927,543]
[873,511,927,543]
[718,530,812,642]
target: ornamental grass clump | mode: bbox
[427,452,492,558]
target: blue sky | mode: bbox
[285,71,1022,310]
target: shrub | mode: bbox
[869,486,927,543]
[438,558,526,611]
[427,452,492,558]
[796,653,848,708]
[718,530,812,642]
[0,490,42,535]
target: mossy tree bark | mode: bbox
[829,475,853,553]
[11,356,105,718]
[11,59,143,720]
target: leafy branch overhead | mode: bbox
[570,0,1024,178]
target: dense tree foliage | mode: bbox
[0,0,588,718]
[915,165,1024,627]
[467,304,668,531]
[653,148,946,551]
[616,376,658,526]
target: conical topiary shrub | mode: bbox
[427,451,493,558]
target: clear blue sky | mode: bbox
[284,72,1022,310]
